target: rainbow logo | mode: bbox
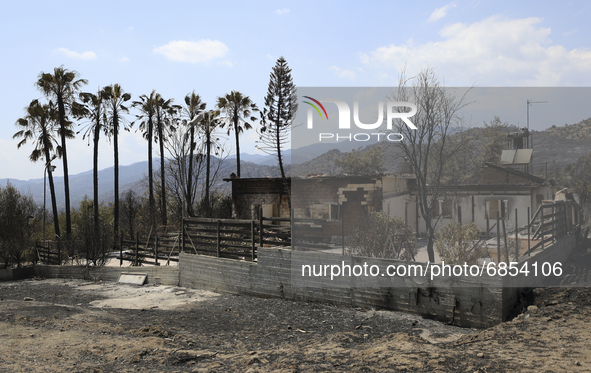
[303,96,329,120]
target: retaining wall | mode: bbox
[33,265,179,285]
[0,267,35,282]
[180,248,503,328]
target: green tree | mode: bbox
[14,99,62,240]
[335,146,385,175]
[71,197,112,266]
[347,212,417,260]
[435,222,486,265]
[216,90,259,178]
[570,153,591,205]
[36,66,88,237]
[258,57,298,210]
[0,183,39,267]
[104,84,132,245]
[479,116,509,164]
[181,92,206,216]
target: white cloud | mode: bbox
[359,15,591,86]
[275,8,290,15]
[220,60,233,67]
[153,40,229,63]
[54,48,97,60]
[428,3,457,22]
[120,57,129,62]
[331,66,356,80]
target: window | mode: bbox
[438,199,453,218]
[310,203,340,220]
[486,199,509,219]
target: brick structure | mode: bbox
[224,175,384,240]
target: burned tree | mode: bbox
[390,68,471,262]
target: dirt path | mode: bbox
[1,277,590,372]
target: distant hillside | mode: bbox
[0,157,282,209]
[290,117,591,178]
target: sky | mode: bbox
[1,0,591,180]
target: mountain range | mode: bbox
[2,117,590,208]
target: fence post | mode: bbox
[541,206,545,250]
[119,235,123,266]
[458,205,462,225]
[486,212,490,239]
[135,232,139,266]
[496,212,501,264]
[527,207,531,256]
[216,220,220,258]
[155,235,159,266]
[502,216,508,263]
[552,203,556,242]
[251,220,256,262]
[259,206,264,248]
[515,208,519,261]
[181,217,185,254]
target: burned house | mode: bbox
[225,161,558,241]
[224,175,383,240]
[383,162,552,234]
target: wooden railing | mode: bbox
[181,216,291,261]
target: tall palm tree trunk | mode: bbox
[43,136,60,239]
[159,126,167,226]
[205,130,211,217]
[234,117,241,177]
[148,120,155,228]
[186,127,195,216]
[93,123,100,248]
[57,96,72,237]
[113,120,120,245]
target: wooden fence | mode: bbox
[181,216,291,261]
[118,233,181,266]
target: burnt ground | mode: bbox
[2,248,591,372]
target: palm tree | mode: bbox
[133,91,158,228]
[77,89,108,249]
[182,92,206,216]
[13,100,61,239]
[216,91,259,178]
[36,66,87,237]
[104,84,132,245]
[153,94,179,227]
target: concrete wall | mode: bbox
[179,248,503,328]
[0,267,35,282]
[33,265,179,285]
[502,234,577,318]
